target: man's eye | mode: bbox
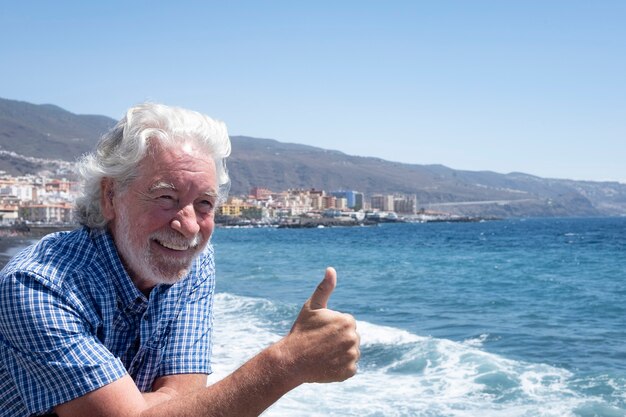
[196,200,214,213]
[156,195,177,208]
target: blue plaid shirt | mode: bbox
[0,227,215,416]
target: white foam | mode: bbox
[358,320,424,346]
[206,293,621,417]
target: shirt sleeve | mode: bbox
[158,246,215,377]
[0,271,127,415]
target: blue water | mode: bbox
[210,217,626,417]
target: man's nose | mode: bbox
[170,204,200,237]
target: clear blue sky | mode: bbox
[1,1,624,182]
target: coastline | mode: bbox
[0,235,36,268]
[0,225,76,269]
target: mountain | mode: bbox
[228,136,626,217]
[0,98,114,160]
[1,97,625,217]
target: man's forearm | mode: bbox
[56,343,297,417]
[142,342,296,417]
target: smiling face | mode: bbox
[103,142,218,293]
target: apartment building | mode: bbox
[19,202,74,224]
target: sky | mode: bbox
[1,1,624,182]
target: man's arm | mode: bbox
[142,374,208,408]
[55,268,360,417]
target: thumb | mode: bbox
[308,267,337,310]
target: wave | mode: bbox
[207,293,625,417]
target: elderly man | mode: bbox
[0,103,359,417]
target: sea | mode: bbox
[1,217,624,416]
[206,217,626,417]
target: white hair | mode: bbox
[74,103,231,228]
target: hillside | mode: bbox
[0,98,114,160]
[1,97,625,217]
[229,136,626,217]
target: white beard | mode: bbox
[114,204,203,287]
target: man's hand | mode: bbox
[278,267,360,384]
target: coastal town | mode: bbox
[0,172,482,231]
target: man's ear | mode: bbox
[101,178,116,221]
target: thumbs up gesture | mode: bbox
[281,267,360,384]
[307,266,337,310]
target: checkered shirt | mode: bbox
[0,227,215,416]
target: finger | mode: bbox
[308,267,337,310]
